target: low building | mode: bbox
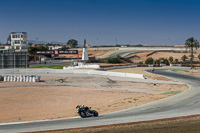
[48,44,62,50]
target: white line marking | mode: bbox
[0,117,80,126]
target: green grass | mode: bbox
[29,65,64,69]
[161,91,181,95]
[171,69,189,72]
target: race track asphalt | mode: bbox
[1,69,200,133]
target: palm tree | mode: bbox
[185,37,200,69]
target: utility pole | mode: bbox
[96,38,99,45]
[115,38,118,45]
[35,37,39,45]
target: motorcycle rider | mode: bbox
[76,105,92,116]
[76,105,82,112]
[76,105,85,112]
[76,105,80,112]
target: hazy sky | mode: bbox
[0,0,200,46]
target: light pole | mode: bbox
[35,37,39,45]
[96,38,99,51]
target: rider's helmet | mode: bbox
[76,105,80,109]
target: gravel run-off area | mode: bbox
[0,73,187,123]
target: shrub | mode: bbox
[169,56,173,63]
[137,61,143,65]
[107,58,121,63]
[181,55,188,62]
[198,54,200,60]
[145,57,154,64]
[159,58,170,65]
[174,59,179,64]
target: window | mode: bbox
[12,34,22,38]
[14,40,20,44]
[16,46,20,49]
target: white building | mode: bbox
[7,32,28,51]
[48,45,62,50]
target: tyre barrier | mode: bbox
[1,75,40,82]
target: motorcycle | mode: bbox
[77,106,98,118]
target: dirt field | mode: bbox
[108,66,174,81]
[57,49,200,64]
[0,74,187,123]
[149,51,200,61]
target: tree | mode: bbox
[137,61,143,65]
[115,44,121,47]
[174,59,179,64]
[145,57,154,64]
[185,37,200,69]
[28,45,48,56]
[67,39,78,48]
[159,58,169,65]
[181,55,187,63]
[198,54,200,60]
[37,45,48,51]
[60,45,69,50]
[28,47,38,55]
[169,56,173,63]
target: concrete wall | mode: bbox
[63,64,100,69]
[0,52,29,68]
[0,68,144,79]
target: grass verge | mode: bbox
[171,69,189,72]
[161,92,180,95]
[29,65,64,69]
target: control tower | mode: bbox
[82,39,88,61]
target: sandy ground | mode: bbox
[149,51,200,61]
[55,49,200,65]
[97,50,126,59]
[109,66,174,81]
[0,74,187,123]
[97,50,200,63]
[128,50,200,63]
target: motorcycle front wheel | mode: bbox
[92,110,98,117]
[79,111,86,118]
